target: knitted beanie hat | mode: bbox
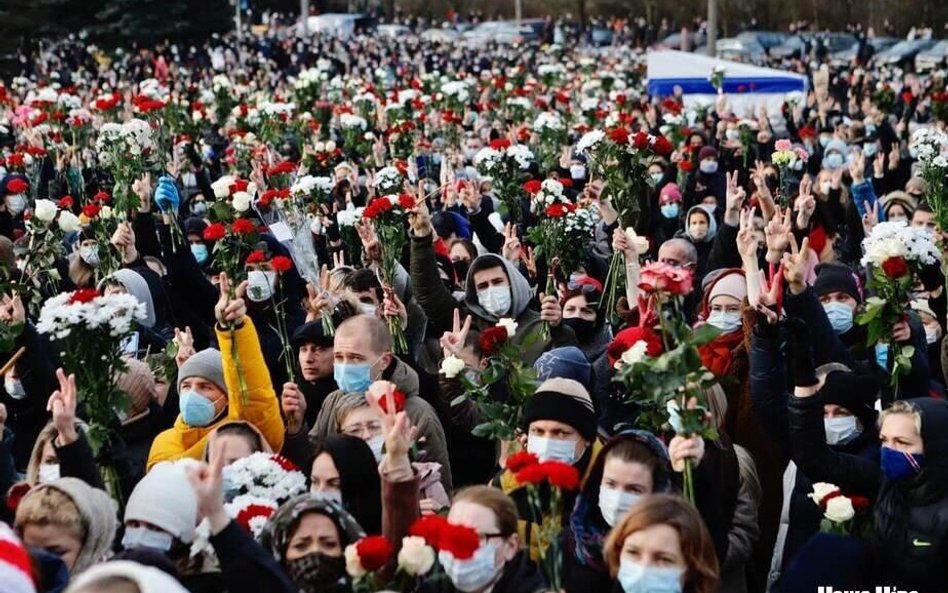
[177,348,225,393]
[521,378,597,440]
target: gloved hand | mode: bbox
[154,176,180,214]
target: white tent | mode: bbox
[647,50,808,116]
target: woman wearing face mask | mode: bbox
[69,232,101,289]
[563,431,672,593]
[697,270,746,378]
[651,183,683,249]
[604,494,719,593]
[879,191,917,224]
[559,278,612,409]
[14,477,117,575]
[417,486,550,593]
[789,362,948,590]
[309,434,382,534]
[675,206,717,281]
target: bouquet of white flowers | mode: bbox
[95,118,158,217]
[473,140,534,223]
[910,127,948,230]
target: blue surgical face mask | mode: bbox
[823,302,854,335]
[179,389,221,427]
[819,135,832,148]
[699,160,718,174]
[333,356,381,393]
[190,243,209,265]
[122,526,174,552]
[527,434,580,465]
[618,559,684,593]
[660,203,680,219]
[875,343,889,371]
[824,153,844,170]
[707,311,742,334]
[221,465,239,502]
[863,143,878,157]
[880,446,925,482]
[825,416,861,445]
[649,172,664,185]
[191,201,208,216]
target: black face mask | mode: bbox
[562,317,597,343]
[286,552,347,593]
[453,260,470,284]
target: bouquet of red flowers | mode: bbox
[361,193,415,354]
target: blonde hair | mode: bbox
[15,486,86,541]
[334,393,372,430]
[879,400,922,434]
[452,486,519,536]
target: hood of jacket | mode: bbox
[683,204,718,243]
[464,253,534,322]
[904,397,948,502]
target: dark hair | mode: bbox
[448,238,478,261]
[214,423,264,453]
[314,436,382,534]
[344,268,383,300]
[606,439,662,483]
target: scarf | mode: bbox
[698,330,744,377]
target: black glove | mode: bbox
[784,317,818,387]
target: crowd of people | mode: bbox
[0,14,946,593]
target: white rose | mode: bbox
[57,210,81,233]
[232,191,252,212]
[619,340,649,368]
[808,482,839,506]
[440,355,466,379]
[823,496,855,523]
[325,140,336,151]
[33,199,58,222]
[497,318,518,337]
[397,536,435,576]
[211,176,235,199]
[344,544,366,578]
[100,205,113,220]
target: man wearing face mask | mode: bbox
[306,314,453,493]
[495,378,601,561]
[411,203,576,365]
[146,275,285,469]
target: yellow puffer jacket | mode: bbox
[497,440,603,562]
[146,319,285,470]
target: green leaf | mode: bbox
[690,323,721,345]
[449,394,468,407]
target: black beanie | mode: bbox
[813,263,861,304]
[521,378,597,440]
[819,370,880,430]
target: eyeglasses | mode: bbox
[342,422,383,437]
[567,281,601,296]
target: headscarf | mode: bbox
[259,494,365,564]
[110,268,157,328]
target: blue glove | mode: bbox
[154,176,181,214]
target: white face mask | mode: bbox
[477,285,511,318]
[925,327,941,345]
[439,542,502,593]
[598,486,642,527]
[359,302,377,317]
[79,245,100,267]
[527,434,579,465]
[366,434,385,462]
[246,270,277,302]
[121,526,174,552]
[707,311,742,334]
[725,129,740,141]
[38,463,60,484]
[4,377,25,399]
[569,164,586,180]
[824,416,861,446]
[6,194,27,215]
[819,181,832,195]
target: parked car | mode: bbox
[376,24,412,39]
[871,38,937,70]
[829,36,899,67]
[915,40,948,72]
[707,37,768,63]
[655,30,707,52]
[736,31,790,53]
[770,33,855,60]
[462,19,545,47]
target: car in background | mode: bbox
[871,38,937,70]
[462,19,545,47]
[735,31,789,53]
[303,13,374,38]
[376,24,412,39]
[770,32,856,60]
[655,30,707,52]
[829,36,899,67]
[915,39,948,72]
[704,36,767,63]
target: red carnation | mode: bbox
[235,504,275,532]
[439,523,481,560]
[679,160,695,172]
[608,127,630,144]
[270,255,293,274]
[25,146,47,157]
[545,203,568,218]
[6,178,28,194]
[505,451,539,473]
[541,461,581,491]
[203,223,227,241]
[258,189,285,207]
[650,135,674,157]
[354,536,393,572]
[266,161,297,176]
[631,131,650,150]
[69,288,100,304]
[245,250,267,265]
[661,98,683,115]
[229,179,249,195]
[523,179,542,194]
[514,462,548,485]
[559,178,573,188]
[881,256,909,279]
[58,196,74,209]
[271,454,300,472]
[377,389,406,413]
[93,190,111,203]
[82,204,101,218]
[398,194,416,209]
[479,325,509,356]
[489,138,511,151]
[409,515,448,548]
[902,91,914,104]
[232,218,256,235]
[362,197,394,220]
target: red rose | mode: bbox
[902,91,914,104]
[25,146,47,157]
[638,262,694,296]
[82,204,101,218]
[489,138,511,151]
[850,495,872,514]
[232,218,256,235]
[229,179,249,195]
[505,451,539,473]
[258,189,280,207]
[650,135,674,157]
[523,179,542,194]
[394,160,409,176]
[363,197,394,220]
[245,250,267,265]
[266,161,297,177]
[541,461,581,491]
[58,196,74,209]
[354,535,393,572]
[203,223,227,241]
[93,190,111,203]
[608,127,630,144]
[68,288,100,304]
[881,256,909,279]
[631,131,650,150]
[270,255,293,274]
[439,523,481,560]
[679,160,695,172]
[398,194,416,209]
[661,97,683,115]
[235,504,275,533]
[607,326,665,368]
[479,326,508,356]
[6,178,28,194]
[545,203,568,218]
